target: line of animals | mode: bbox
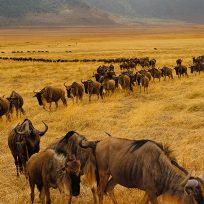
[1,56,204,121]
[7,120,204,204]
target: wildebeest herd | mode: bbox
[1,56,204,118]
[2,55,204,204]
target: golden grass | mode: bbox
[0,26,204,204]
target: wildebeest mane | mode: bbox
[130,139,150,152]
[48,131,77,156]
[130,139,188,175]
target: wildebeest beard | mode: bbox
[70,173,80,196]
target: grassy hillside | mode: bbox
[0,26,204,203]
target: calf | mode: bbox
[27,149,81,204]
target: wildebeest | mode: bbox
[27,149,81,204]
[7,91,25,118]
[80,137,204,204]
[161,67,173,80]
[174,65,188,78]
[140,75,149,93]
[8,119,48,176]
[64,82,84,103]
[190,63,204,75]
[118,74,133,91]
[81,80,104,101]
[102,79,116,95]
[0,96,11,121]
[47,131,99,203]
[148,68,162,82]
[33,86,67,111]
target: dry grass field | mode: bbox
[0,25,204,204]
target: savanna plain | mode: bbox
[0,26,204,204]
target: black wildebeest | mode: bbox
[81,80,104,101]
[8,118,48,176]
[80,137,204,204]
[33,86,67,111]
[47,131,99,203]
[161,67,173,80]
[7,91,25,118]
[64,82,84,103]
[27,149,81,204]
[0,96,11,121]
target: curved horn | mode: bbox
[35,121,48,136]
[184,179,199,195]
[64,82,68,88]
[14,122,30,135]
[33,90,38,94]
[105,132,112,137]
[180,173,191,187]
[81,80,85,84]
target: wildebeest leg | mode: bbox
[147,192,158,204]
[66,194,72,204]
[55,102,58,110]
[19,107,25,117]
[89,94,92,102]
[91,186,99,204]
[29,178,35,204]
[39,187,46,204]
[98,172,109,204]
[14,155,19,176]
[44,185,51,204]
[105,178,118,204]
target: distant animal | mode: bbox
[148,68,162,82]
[118,74,133,91]
[0,96,11,121]
[33,86,67,111]
[161,67,173,80]
[8,119,48,176]
[7,91,25,118]
[149,58,156,67]
[140,75,149,93]
[174,65,188,78]
[81,80,104,101]
[80,137,204,204]
[64,82,84,103]
[47,131,99,203]
[103,79,116,95]
[27,149,81,204]
[190,63,204,75]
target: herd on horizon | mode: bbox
[0,55,204,121]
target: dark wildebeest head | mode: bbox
[33,89,44,106]
[47,131,99,203]
[8,118,48,176]
[176,58,182,65]
[80,137,204,204]
[81,80,92,94]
